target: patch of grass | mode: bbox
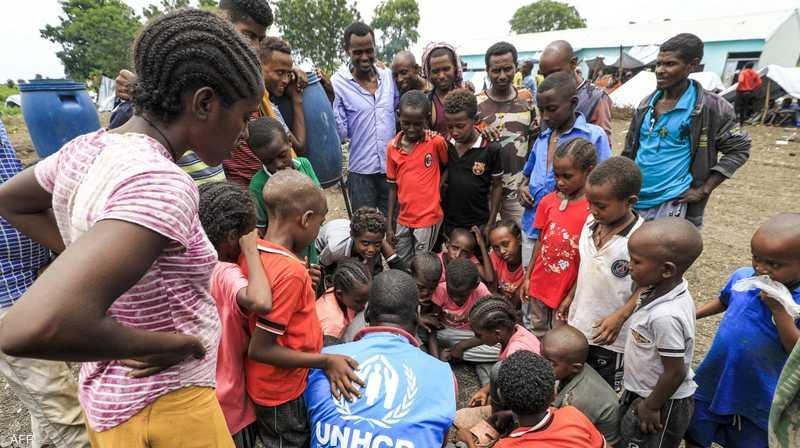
[0,84,19,102]
[0,105,22,118]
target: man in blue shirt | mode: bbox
[0,118,90,447]
[305,269,456,447]
[622,33,750,227]
[332,22,399,215]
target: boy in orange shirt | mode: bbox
[243,170,364,447]
[387,90,448,264]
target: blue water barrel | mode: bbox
[302,72,342,188]
[20,79,101,158]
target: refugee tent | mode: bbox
[627,45,660,66]
[721,65,800,101]
[5,94,21,108]
[607,52,645,71]
[611,70,729,108]
[97,76,116,112]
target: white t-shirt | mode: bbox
[623,279,697,399]
[568,215,643,353]
[315,218,353,268]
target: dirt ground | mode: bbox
[1,115,799,445]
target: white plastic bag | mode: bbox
[732,275,800,319]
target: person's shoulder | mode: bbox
[540,191,560,206]
[249,168,267,187]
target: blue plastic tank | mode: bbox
[20,79,101,158]
[301,71,342,188]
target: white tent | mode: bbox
[5,94,21,108]
[721,65,800,100]
[611,71,728,108]
[627,45,660,66]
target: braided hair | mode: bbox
[332,258,372,294]
[350,207,387,238]
[130,8,263,124]
[219,0,274,28]
[198,182,255,248]
[469,295,518,332]
[554,138,597,172]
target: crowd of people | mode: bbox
[0,1,799,448]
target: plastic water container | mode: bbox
[301,71,342,188]
[20,79,101,158]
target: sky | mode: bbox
[1,0,798,81]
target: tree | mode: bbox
[5,80,15,89]
[371,0,419,62]
[275,0,361,75]
[41,0,142,81]
[142,0,191,20]
[510,0,586,34]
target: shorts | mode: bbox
[684,399,767,448]
[395,221,442,265]
[587,345,624,393]
[254,396,309,448]
[87,387,233,448]
[619,391,694,448]
[638,200,687,222]
[232,422,258,448]
[527,298,564,337]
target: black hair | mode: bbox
[366,269,418,327]
[410,252,442,284]
[497,351,556,416]
[538,70,577,100]
[660,33,704,64]
[198,181,255,248]
[469,295,518,331]
[554,138,597,172]
[587,156,642,200]
[130,8,262,124]
[259,36,292,61]
[443,89,478,119]
[399,89,431,115]
[219,0,273,27]
[247,116,288,153]
[744,62,755,69]
[333,258,372,293]
[491,219,522,240]
[484,41,518,70]
[448,227,477,249]
[429,47,457,67]
[350,207,387,238]
[343,22,374,50]
[446,258,479,291]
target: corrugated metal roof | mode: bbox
[458,9,796,56]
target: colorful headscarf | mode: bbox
[421,42,465,88]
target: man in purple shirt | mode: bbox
[332,22,399,215]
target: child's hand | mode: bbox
[555,300,571,321]
[305,257,322,292]
[451,342,467,360]
[438,348,452,362]
[470,225,487,248]
[385,227,397,247]
[760,291,785,314]
[455,427,479,448]
[120,335,206,378]
[468,388,490,407]
[592,311,626,345]
[323,354,364,402]
[636,399,663,434]
[417,313,441,332]
[239,228,259,251]
[517,183,534,208]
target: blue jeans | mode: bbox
[347,172,389,216]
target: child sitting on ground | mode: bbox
[494,351,606,448]
[247,116,320,262]
[567,156,644,392]
[387,90,448,264]
[686,213,800,448]
[455,296,541,447]
[410,252,445,356]
[487,220,525,307]
[440,227,490,283]
[541,325,621,447]
[525,138,597,336]
[432,258,497,384]
[316,258,371,346]
[620,218,702,448]
[199,182,273,447]
[244,170,363,447]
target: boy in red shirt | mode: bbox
[387,90,448,264]
[495,351,606,448]
[244,170,364,447]
[525,138,597,336]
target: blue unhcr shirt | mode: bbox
[695,267,800,430]
[521,113,611,239]
[635,83,696,210]
[305,327,456,448]
[0,119,51,308]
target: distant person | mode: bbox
[305,269,457,448]
[735,62,763,126]
[477,41,537,226]
[422,42,468,135]
[621,33,751,227]
[332,22,398,214]
[391,50,431,95]
[521,59,537,95]
[538,40,613,140]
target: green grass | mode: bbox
[0,105,22,118]
[0,84,19,102]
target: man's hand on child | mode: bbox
[592,311,626,345]
[636,399,663,434]
[479,124,502,142]
[517,183,534,207]
[120,334,206,378]
[323,354,364,402]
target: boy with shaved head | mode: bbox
[392,51,430,95]
[687,213,800,448]
[620,217,703,448]
[542,325,621,446]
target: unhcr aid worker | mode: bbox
[305,269,457,447]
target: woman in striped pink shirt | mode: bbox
[0,9,264,447]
